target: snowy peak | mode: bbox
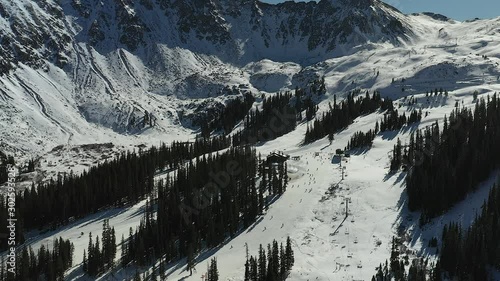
[0,0,413,73]
[323,0,375,8]
[217,0,411,63]
[5,0,500,157]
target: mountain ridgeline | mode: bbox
[0,0,411,74]
[0,0,418,150]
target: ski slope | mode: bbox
[19,85,500,281]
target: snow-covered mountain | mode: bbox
[0,0,415,156]
[0,0,499,166]
[3,0,500,280]
[1,0,411,69]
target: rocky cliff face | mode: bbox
[0,0,414,155]
[0,0,72,73]
[0,0,411,74]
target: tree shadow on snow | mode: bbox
[379,130,400,141]
[379,122,420,142]
[347,146,371,156]
[383,171,406,185]
[392,190,440,259]
[245,216,265,233]
[22,202,143,250]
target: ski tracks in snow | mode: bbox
[13,75,70,140]
[118,49,141,87]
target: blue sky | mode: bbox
[260,0,500,21]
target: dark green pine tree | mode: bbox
[83,249,87,272]
[283,163,288,191]
[209,258,219,281]
[0,255,5,281]
[272,241,280,279]
[390,138,402,171]
[258,244,267,281]
[121,234,127,267]
[249,256,258,281]
[266,244,274,281]
[18,247,29,281]
[279,243,286,278]
[328,131,334,144]
[94,237,101,274]
[285,236,294,271]
[101,220,109,269]
[244,258,250,281]
[110,227,116,267]
[86,232,93,274]
[187,244,195,276]
[160,256,166,280]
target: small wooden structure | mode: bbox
[266,152,289,164]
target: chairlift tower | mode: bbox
[345,197,349,218]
